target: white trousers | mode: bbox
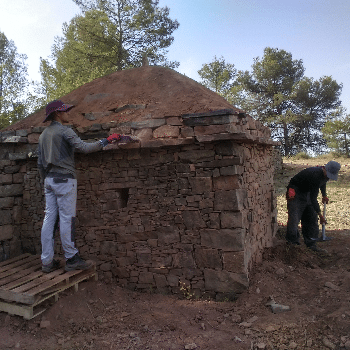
[41,177,79,265]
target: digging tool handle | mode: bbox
[322,202,326,239]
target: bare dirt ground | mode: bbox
[1,231,350,350]
[2,162,350,349]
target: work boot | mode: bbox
[42,259,60,273]
[307,244,328,254]
[65,254,94,272]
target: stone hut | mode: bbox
[0,66,278,299]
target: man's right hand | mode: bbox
[286,188,296,200]
[107,133,121,143]
[319,214,327,225]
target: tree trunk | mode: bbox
[344,133,349,158]
[283,123,289,156]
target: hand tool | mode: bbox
[317,202,332,241]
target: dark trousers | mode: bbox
[286,191,319,247]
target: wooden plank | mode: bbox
[25,262,96,298]
[0,255,40,278]
[2,270,44,290]
[40,268,97,296]
[0,254,37,270]
[0,262,42,287]
[0,253,31,267]
[12,269,65,294]
[0,268,97,319]
[0,255,39,274]
[0,299,34,320]
[25,270,85,297]
[1,269,66,304]
[0,286,39,304]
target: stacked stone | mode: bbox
[0,109,278,298]
[67,142,248,299]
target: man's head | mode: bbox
[44,100,74,123]
[324,161,341,181]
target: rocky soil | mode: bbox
[1,227,350,350]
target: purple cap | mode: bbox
[44,100,74,122]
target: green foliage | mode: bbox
[236,47,342,156]
[322,109,350,157]
[197,56,237,100]
[40,0,179,102]
[0,32,29,129]
[40,9,120,101]
[179,282,196,300]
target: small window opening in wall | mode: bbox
[119,188,129,208]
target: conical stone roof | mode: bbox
[6,66,241,130]
[2,66,275,148]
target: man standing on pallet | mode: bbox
[38,100,137,273]
[286,161,341,252]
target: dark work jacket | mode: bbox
[287,166,328,214]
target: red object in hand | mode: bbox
[107,133,121,143]
[286,188,296,200]
[322,196,329,204]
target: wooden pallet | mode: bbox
[0,254,97,319]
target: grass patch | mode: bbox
[276,155,350,230]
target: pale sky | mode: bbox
[0,0,349,112]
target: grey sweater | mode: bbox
[38,121,105,179]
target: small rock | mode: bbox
[289,341,297,349]
[256,343,266,349]
[276,268,285,275]
[57,338,65,345]
[96,316,104,324]
[306,339,313,347]
[200,323,205,330]
[120,312,131,318]
[232,313,242,323]
[324,282,340,291]
[4,315,11,325]
[269,303,291,314]
[40,320,51,328]
[239,322,252,327]
[234,336,243,342]
[265,325,279,332]
[323,337,336,349]
[247,315,258,323]
[256,287,260,294]
[184,343,197,350]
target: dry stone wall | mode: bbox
[0,110,278,298]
